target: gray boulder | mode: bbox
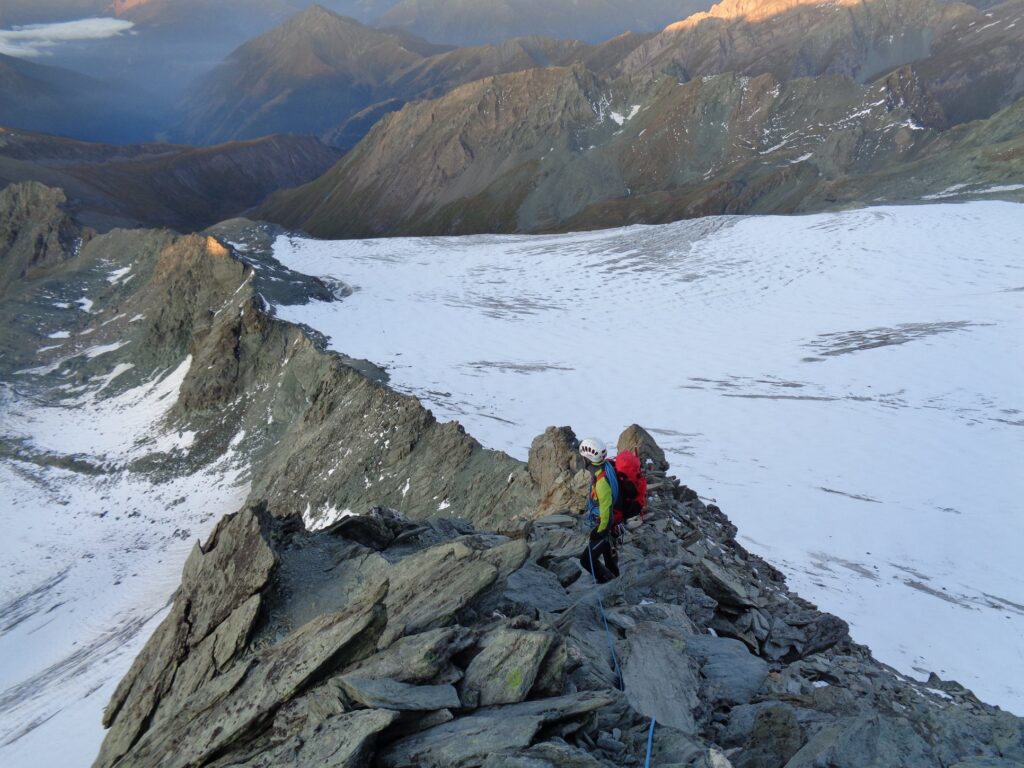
[503,562,572,614]
[784,714,937,768]
[695,559,758,608]
[731,704,805,768]
[686,634,769,706]
[338,675,461,711]
[528,426,588,515]
[381,692,613,768]
[462,628,556,706]
[380,539,501,647]
[617,424,669,473]
[343,626,474,683]
[621,621,701,736]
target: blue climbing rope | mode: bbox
[585,535,657,761]
[644,717,656,767]
[586,540,624,690]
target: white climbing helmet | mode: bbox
[579,437,607,465]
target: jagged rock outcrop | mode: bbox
[0,181,82,295]
[527,426,589,516]
[94,421,1024,767]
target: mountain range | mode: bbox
[256,0,1024,236]
[175,5,657,148]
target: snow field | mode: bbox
[271,202,1024,713]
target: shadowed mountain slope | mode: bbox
[176,5,448,145]
[0,128,339,231]
[177,4,651,148]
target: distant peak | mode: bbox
[665,0,861,31]
[294,4,343,23]
[109,0,153,17]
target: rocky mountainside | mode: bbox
[258,63,1024,237]
[1,183,1018,766]
[93,465,1024,767]
[0,128,339,231]
[616,0,1024,124]
[375,0,712,46]
[615,0,968,84]
[258,0,1024,236]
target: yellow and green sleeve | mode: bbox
[595,474,613,532]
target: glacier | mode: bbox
[269,202,1024,714]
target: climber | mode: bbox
[578,437,620,584]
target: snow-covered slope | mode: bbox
[0,358,249,766]
[269,201,1024,713]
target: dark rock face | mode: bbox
[0,129,341,233]
[0,181,82,295]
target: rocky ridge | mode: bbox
[93,421,1024,767]
[4,182,1016,767]
[176,4,653,149]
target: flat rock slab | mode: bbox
[380,714,543,767]
[380,692,614,768]
[474,690,614,722]
[213,708,399,768]
[482,741,606,767]
[621,622,701,736]
[504,562,571,614]
[381,540,499,647]
[696,559,757,608]
[343,627,473,684]
[339,675,461,711]
[462,628,556,706]
[686,634,769,705]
